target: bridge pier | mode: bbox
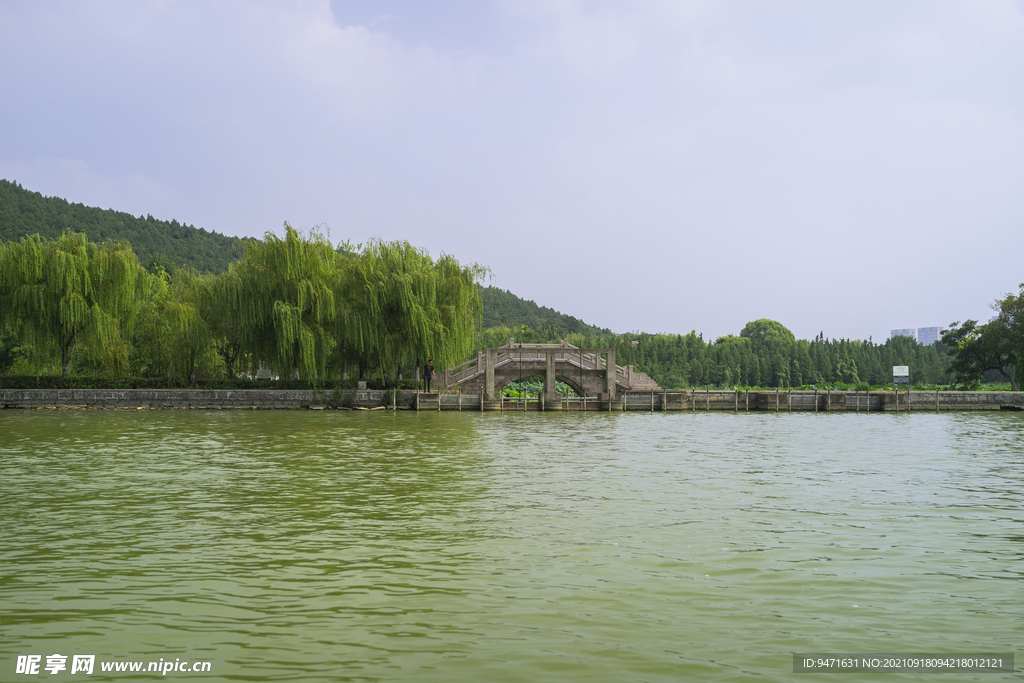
[484,347,496,402]
[542,350,562,410]
[605,350,615,396]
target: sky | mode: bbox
[2,0,1023,341]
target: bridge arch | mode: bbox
[493,373,588,398]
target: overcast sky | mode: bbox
[2,0,1022,341]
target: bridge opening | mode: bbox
[500,375,582,398]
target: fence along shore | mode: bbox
[2,388,1022,412]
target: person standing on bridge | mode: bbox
[423,360,434,392]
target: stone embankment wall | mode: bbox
[625,390,1024,412]
[0,389,424,410]
[2,389,1022,412]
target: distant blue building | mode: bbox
[916,326,943,346]
[890,328,916,341]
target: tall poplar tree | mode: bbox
[0,232,140,375]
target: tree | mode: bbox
[166,269,213,382]
[131,266,176,377]
[834,353,860,384]
[340,240,486,382]
[0,316,20,374]
[941,319,1018,390]
[228,224,338,381]
[994,284,1024,388]
[0,178,245,273]
[131,267,213,381]
[203,268,245,378]
[740,319,795,354]
[740,319,795,386]
[0,232,140,375]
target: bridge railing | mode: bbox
[443,345,659,390]
[445,354,485,385]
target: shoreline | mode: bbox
[2,389,1023,412]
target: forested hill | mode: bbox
[0,183,962,389]
[0,179,614,333]
[0,179,246,273]
[479,286,611,336]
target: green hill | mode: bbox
[0,179,611,332]
[0,179,246,273]
[479,286,611,335]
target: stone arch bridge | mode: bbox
[435,340,659,408]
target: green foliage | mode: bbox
[230,223,338,381]
[0,321,21,373]
[203,267,245,378]
[341,239,486,380]
[502,378,578,398]
[942,284,1023,391]
[0,179,246,273]
[995,284,1024,389]
[1,226,487,387]
[0,184,1003,395]
[1,231,141,375]
[0,375,423,391]
[740,319,795,351]
[479,286,610,335]
[469,320,951,391]
[0,375,311,389]
[604,323,950,390]
[131,267,215,381]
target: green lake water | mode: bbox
[1,410,1021,682]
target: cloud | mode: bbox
[0,158,177,219]
[1,0,1022,338]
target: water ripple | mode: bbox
[1,410,1021,681]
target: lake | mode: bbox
[1,410,1021,681]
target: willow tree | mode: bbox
[203,267,245,378]
[131,266,175,377]
[0,232,140,375]
[340,239,486,381]
[0,243,18,372]
[228,224,337,380]
[132,266,212,381]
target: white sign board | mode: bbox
[893,366,909,377]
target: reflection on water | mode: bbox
[1,410,1022,682]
